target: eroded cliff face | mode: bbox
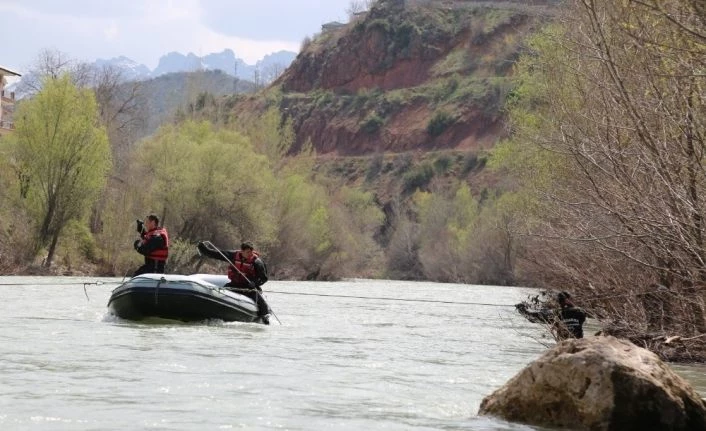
[278,98,505,156]
[234,1,555,157]
[280,19,446,94]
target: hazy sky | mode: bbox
[1,0,357,74]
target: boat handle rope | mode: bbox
[155,276,166,305]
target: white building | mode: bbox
[0,65,21,137]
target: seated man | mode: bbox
[197,241,270,324]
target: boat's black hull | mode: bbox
[107,275,260,323]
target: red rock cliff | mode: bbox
[236,1,555,156]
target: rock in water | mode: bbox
[478,336,706,430]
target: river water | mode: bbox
[1,277,704,431]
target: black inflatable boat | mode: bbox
[107,273,265,323]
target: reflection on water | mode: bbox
[0,276,703,431]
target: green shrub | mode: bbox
[462,152,479,174]
[463,152,488,175]
[367,18,391,33]
[403,162,434,193]
[382,161,394,174]
[392,22,417,53]
[432,48,468,76]
[54,220,99,270]
[427,111,456,137]
[433,154,453,174]
[166,239,199,274]
[395,153,414,173]
[478,154,487,170]
[426,77,462,104]
[366,153,384,182]
[361,113,384,134]
[313,90,334,108]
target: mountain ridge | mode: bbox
[7,48,297,97]
[96,48,297,81]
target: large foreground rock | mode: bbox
[478,336,706,430]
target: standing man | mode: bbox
[133,214,169,276]
[197,241,270,324]
[555,291,587,339]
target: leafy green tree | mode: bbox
[471,191,530,285]
[241,107,295,164]
[325,186,385,278]
[386,214,422,280]
[269,172,333,278]
[0,137,30,269]
[268,168,385,280]
[14,74,111,267]
[132,120,277,249]
[446,184,479,254]
[411,182,480,282]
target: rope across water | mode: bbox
[250,289,514,307]
[0,281,120,286]
[0,280,515,307]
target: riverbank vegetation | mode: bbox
[0,44,520,285]
[0,87,388,280]
[493,0,706,361]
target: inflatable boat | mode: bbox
[107,273,266,323]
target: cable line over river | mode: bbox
[0,280,515,307]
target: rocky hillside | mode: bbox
[233,0,557,157]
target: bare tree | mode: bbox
[346,0,375,18]
[263,62,287,84]
[18,50,147,151]
[92,65,147,162]
[252,66,263,89]
[233,62,239,93]
[17,49,93,96]
[347,0,366,16]
[506,0,706,351]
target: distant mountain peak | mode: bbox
[149,49,297,82]
[93,56,151,80]
[12,49,297,95]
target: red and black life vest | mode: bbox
[227,250,259,283]
[142,227,169,261]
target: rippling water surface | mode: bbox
[1,276,704,430]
